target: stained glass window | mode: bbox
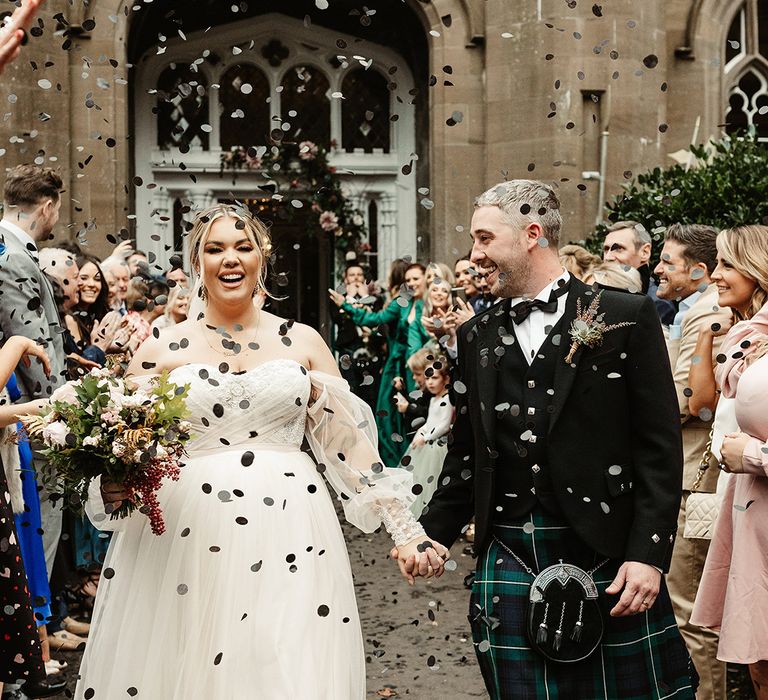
[219,64,271,150]
[280,65,331,145]
[341,69,391,153]
[157,64,209,150]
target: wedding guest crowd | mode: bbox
[0,162,190,696]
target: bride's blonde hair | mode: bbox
[188,204,272,301]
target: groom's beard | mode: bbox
[494,258,531,299]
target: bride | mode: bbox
[74,205,447,699]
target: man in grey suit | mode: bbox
[0,164,66,575]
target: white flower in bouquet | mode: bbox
[112,440,127,458]
[352,214,364,227]
[117,392,152,409]
[179,420,192,433]
[42,420,69,447]
[50,382,78,405]
[82,435,101,448]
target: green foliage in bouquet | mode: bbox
[22,369,192,535]
[585,128,768,266]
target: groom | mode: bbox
[398,180,693,699]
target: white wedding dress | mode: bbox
[75,359,423,700]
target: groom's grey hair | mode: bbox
[474,179,562,248]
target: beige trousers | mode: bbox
[667,492,726,700]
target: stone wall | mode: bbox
[0,0,738,269]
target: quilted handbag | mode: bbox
[683,433,721,540]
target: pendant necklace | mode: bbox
[199,318,260,357]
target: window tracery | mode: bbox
[724,1,768,141]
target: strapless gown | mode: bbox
[74,359,421,699]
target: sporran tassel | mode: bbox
[571,601,585,643]
[553,629,563,652]
[536,602,550,644]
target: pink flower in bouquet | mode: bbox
[298,140,318,160]
[102,410,120,425]
[311,201,322,213]
[319,210,339,232]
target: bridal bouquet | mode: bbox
[21,368,192,535]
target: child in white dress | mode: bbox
[403,356,454,516]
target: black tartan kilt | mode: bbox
[469,509,695,700]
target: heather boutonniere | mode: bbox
[565,292,635,363]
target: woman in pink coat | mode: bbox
[691,225,768,699]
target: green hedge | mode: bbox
[584,129,768,265]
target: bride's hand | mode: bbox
[390,537,449,585]
[100,477,130,512]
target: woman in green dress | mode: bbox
[330,263,427,467]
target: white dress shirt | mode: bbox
[509,270,571,364]
[668,290,701,340]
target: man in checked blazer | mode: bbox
[402,180,693,699]
[0,164,66,575]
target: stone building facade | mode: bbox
[0,0,761,325]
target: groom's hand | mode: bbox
[390,538,450,585]
[606,561,661,617]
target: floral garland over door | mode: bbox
[220,140,369,264]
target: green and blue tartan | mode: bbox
[469,509,695,700]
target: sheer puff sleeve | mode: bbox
[306,371,427,546]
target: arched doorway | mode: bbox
[129,5,427,335]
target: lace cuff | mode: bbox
[376,500,427,547]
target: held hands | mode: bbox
[605,561,661,617]
[389,537,450,585]
[720,432,752,473]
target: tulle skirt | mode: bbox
[75,444,365,699]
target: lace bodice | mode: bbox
[169,359,310,452]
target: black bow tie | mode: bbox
[509,297,558,324]
[509,280,570,325]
